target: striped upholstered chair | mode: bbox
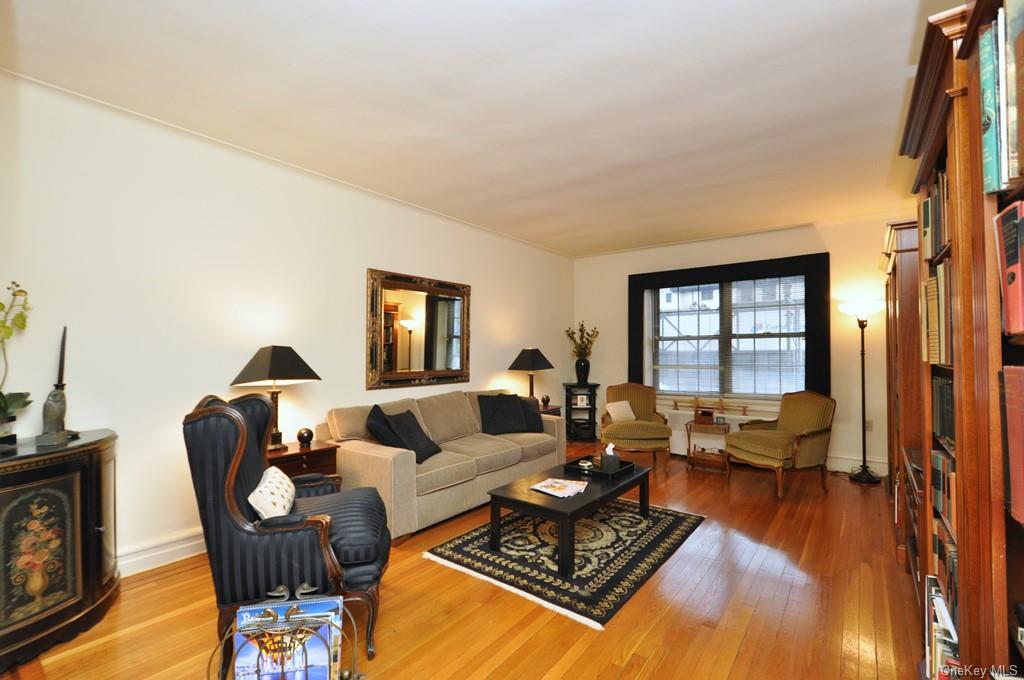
[724,390,836,499]
[600,383,673,471]
[182,394,390,660]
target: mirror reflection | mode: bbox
[367,269,470,389]
[381,289,463,373]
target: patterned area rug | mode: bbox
[423,499,703,629]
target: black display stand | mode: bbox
[563,382,599,441]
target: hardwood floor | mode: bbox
[4,444,921,679]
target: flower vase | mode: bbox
[574,357,591,385]
[25,568,48,605]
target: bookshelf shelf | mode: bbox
[899,3,1012,672]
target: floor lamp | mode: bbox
[399,318,420,370]
[839,300,886,484]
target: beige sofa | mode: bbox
[314,390,565,538]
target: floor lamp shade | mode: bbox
[230,346,321,449]
[509,348,554,398]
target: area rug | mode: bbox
[423,499,703,629]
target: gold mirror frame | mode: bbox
[366,269,471,389]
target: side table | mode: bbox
[539,405,562,417]
[268,441,339,478]
[685,421,730,474]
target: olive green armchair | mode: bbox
[600,383,673,471]
[724,390,836,499]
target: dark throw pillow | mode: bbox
[366,405,405,448]
[479,394,528,435]
[386,410,442,464]
[519,397,544,433]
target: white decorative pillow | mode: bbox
[247,466,296,520]
[606,400,636,423]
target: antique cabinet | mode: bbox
[0,430,119,672]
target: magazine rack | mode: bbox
[208,586,365,680]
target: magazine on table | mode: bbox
[233,596,343,679]
[530,478,588,498]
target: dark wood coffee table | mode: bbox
[487,463,650,579]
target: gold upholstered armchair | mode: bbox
[600,383,673,471]
[724,390,836,499]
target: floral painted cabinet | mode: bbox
[0,430,118,672]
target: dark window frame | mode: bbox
[628,253,831,396]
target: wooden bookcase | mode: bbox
[900,2,1023,671]
[883,220,925,591]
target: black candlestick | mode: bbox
[850,317,880,484]
[56,326,67,389]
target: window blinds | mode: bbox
[649,276,806,397]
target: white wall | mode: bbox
[0,73,574,574]
[573,218,900,474]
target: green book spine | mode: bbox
[982,23,1001,192]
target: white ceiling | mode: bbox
[1,0,948,256]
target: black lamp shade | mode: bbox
[508,348,553,372]
[231,346,321,387]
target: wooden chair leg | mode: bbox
[348,585,381,659]
[724,453,731,478]
[819,464,828,493]
[775,468,784,499]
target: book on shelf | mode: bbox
[936,262,951,365]
[925,575,959,679]
[982,22,1003,192]
[926,277,941,364]
[1003,366,1024,525]
[995,202,1024,335]
[922,196,933,260]
[932,375,955,444]
[530,478,587,498]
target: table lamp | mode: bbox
[398,318,420,370]
[508,348,554,399]
[838,299,886,484]
[231,345,321,450]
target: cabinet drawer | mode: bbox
[272,452,335,477]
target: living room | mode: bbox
[3,1,1016,678]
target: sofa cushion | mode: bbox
[494,432,556,461]
[327,398,427,441]
[386,410,442,464]
[466,389,507,427]
[602,420,672,440]
[414,451,478,495]
[479,394,528,435]
[442,433,522,474]
[416,391,480,442]
[519,397,544,433]
[366,405,405,448]
[725,430,798,461]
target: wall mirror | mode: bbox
[366,269,471,389]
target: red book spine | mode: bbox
[996,202,1024,334]
[1005,366,1024,525]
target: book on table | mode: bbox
[530,478,588,498]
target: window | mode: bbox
[629,254,830,398]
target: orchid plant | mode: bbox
[0,281,31,419]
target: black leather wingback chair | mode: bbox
[182,394,390,659]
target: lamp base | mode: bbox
[849,465,881,485]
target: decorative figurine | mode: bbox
[541,395,550,408]
[297,427,314,448]
[37,326,79,447]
